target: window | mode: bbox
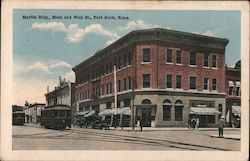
[236,87,240,96]
[176,50,182,64]
[212,54,217,68]
[204,53,209,67]
[166,49,173,63]
[82,92,84,100]
[143,74,150,88]
[142,99,151,104]
[176,75,182,89]
[175,100,183,121]
[163,99,172,121]
[207,115,215,123]
[106,102,112,109]
[124,54,127,67]
[101,85,104,95]
[87,90,89,98]
[190,52,196,65]
[128,76,132,89]
[204,78,209,90]
[212,78,217,90]
[128,52,132,65]
[106,84,109,94]
[189,76,196,89]
[106,64,109,74]
[123,78,127,91]
[118,57,121,69]
[118,80,121,92]
[124,99,131,107]
[110,82,112,94]
[229,86,234,96]
[166,74,173,88]
[142,48,150,62]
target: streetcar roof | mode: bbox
[13,111,25,114]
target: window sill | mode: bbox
[203,66,210,69]
[176,63,183,66]
[211,67,219,70]
[141,62,151,65]
[189,65,197,67]
[165,62,174,65]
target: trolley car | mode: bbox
[41,105,71,129]
[12,111,25,125]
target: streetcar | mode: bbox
[41,104,71,129]
[12,111,25,125]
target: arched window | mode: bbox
[142,99,151,104]
[175,100,183,121]
[163,99,172,121]
[218,104,223,112]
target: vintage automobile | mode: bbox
[91,120,110,130]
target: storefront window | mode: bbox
[207,115,215,123]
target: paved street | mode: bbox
[13,124,240,151]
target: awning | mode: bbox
[232,106,241,117]
[117,107,131,115]
[84,110,95,117]
[236,81,240,87]
[189,107,221,115]
[78,111,89,116]
[98,109,112,116]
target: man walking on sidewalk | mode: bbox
[218,116,225,138]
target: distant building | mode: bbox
[45,79,76,124]
[225,60,241,127]
[73,28,228,127]
[27,103,45,124]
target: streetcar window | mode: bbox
[59,111,65,117]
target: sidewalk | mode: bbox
[209,134,241,140]
[108,126,240,131]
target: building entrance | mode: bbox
[141,108,152,127]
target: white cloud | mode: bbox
[63,71,75,82]
[118,20,161,31]
[32,22,119,44]
[26,62,52,74]
[49,60,72,68]
[32,22,66,32]
[15,60,72,75]
[192,30,218,37]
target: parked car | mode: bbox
[91,120,110,130]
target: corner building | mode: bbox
[73,28,229,127]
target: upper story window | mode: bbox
[142,48,151,63]
[106,83,109,95]
[123,78,127,91]
[109,82,112,94]
[143,74,150,88]
[118,80,121,92]
[101,85,104,96]
[204,53,209,67]
[236,81,240,96]
[189,76,196,89]
[212,54,217,68]
[118,57,121,69]
[128,52,132,65]
[212,78,217,91]
[128,76,132,89]
[124,54,127,67]
[166,49,173,63]
[166,74,173,88]
[176,50,182,64]
[228,81,234,96]
[176,75,182,89]
[204,78,209,90]
[189,52,196,66]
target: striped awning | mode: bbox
[98,109,112,116]
[78,111,89,116]
[84,110,95,117]
[189,107,221,115]
[117,107,131,115]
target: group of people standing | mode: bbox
[188,117,199,131]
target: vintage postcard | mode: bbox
[1,1,249,161]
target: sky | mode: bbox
[13,9,241,105]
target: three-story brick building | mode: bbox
[73,28,229,127]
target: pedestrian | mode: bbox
[140,119,143,131]
[195,117,199,131]
[191,117,196,130]
[218,116,225,138]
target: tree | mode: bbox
[25,100,29,106]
